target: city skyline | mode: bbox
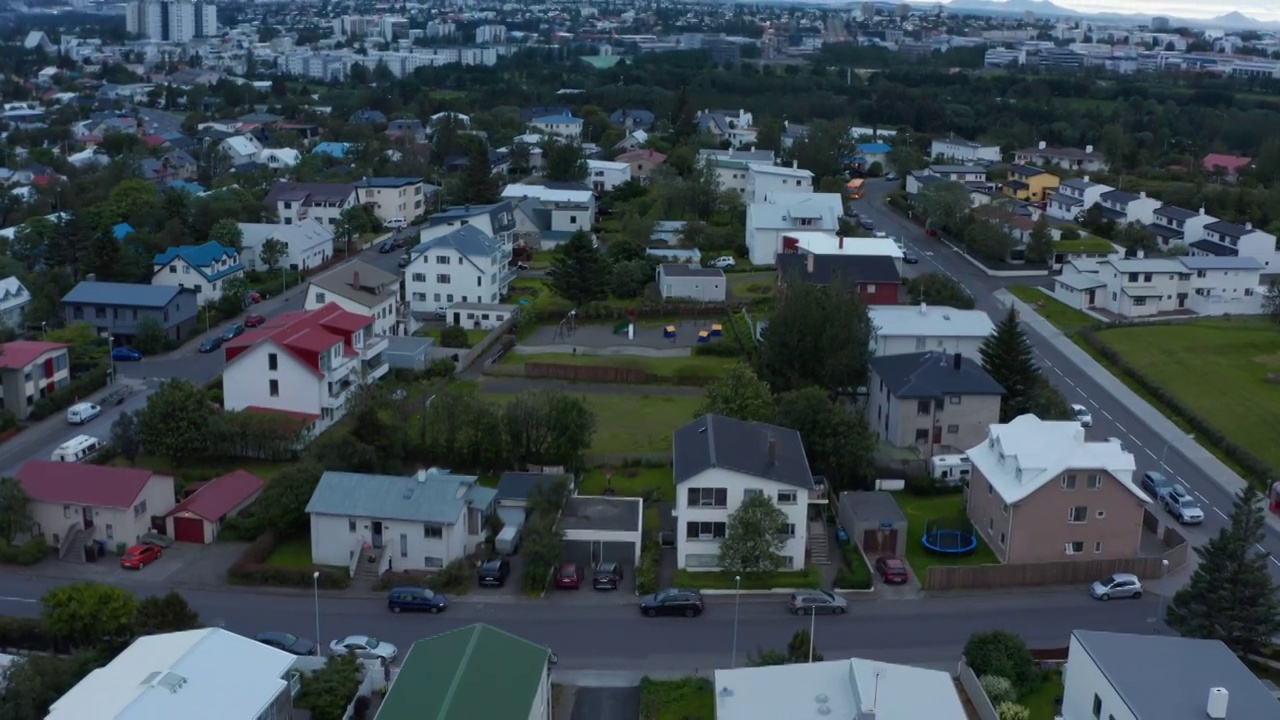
[941,0,1280,23]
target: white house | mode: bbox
[238,220,334,272]
[1047,176,1112,221]
[0,275,30,328]
[930,137,1002,164]
[354,176,427,224]
[1183,256,1265,315]
[1147,204,1198,248]
[867,304,996,359]
[745,193,844,266]
[263,182,357,228]
[151,241,245,306]
[673,415,821,572]
[47,628,301,720]
[696,108,757,147]
[257,148,300,170]
[1053,256,1264,318]
[304,260,400,336]
[220,135,263,165]
[405,225,513,317]
[698,148,776,195]
[1061,630,1280,720]
[498,185,594,240]
[422,201,518,249]
[745,162,814,203]
[222,303,389,437]
[304,467,496,571]
[1096,190,1161,226]
[1014,142,1110,173]
[16,460,177,551]
[1191,219,1280,271]
[528,112,583,141]
[585,159,631,193]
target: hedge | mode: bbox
[636,540,661,595]
[226,532,350,589]
[0,537,49,565]
[0,616,55,652]
[29,365,111,422]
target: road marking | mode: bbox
[1257,544,1273,557]
[1272,556,1280,568]
[1194,491,1209,503]
[0,596,36,604]
[1100,410,1113,420]
[1214,508,1228,519]
[1144,448,1157,459]
[1114,423,1126,432]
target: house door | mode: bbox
[1177,293,1187,308]
[82,506,94,530]
[371,521,384,549]
[1086,289,1096,307]
[932,426,942,444]
[452,312,461,326]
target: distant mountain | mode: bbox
[944,0,1075,15]
[936,1,1280,30]
[1208,11,1263,28]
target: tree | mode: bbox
[296,653,362,720]
[501,390,596,469]
[137,379,212,464]
[1166,486,1280,656]
[458,141,499,205]
[905,272,975,310]
[549,231,609,306]
[1025,215,1054,264]
[749,629,823,666]
[541,137,588,182]
[0,476,32,544]
[207,218,243,250]
[42,582,138,649]
[131,316,166,355]
[134,591,201,636]
[333,205,372,256]
[996,702,1031,720]
[1112,221,1156,252]
[246,461,325,537]
[697,362,773,422]
[757,280,871,394]
[0,651,105,720]
[110,411,142,465]
[916,180,971,232]
[216,275,252,317]
[1264,279,1280,324]
[786,120,854,184]
[774,389,875,491]
[718,492,789,574]
[964,218,1016,263]
[979,309,1042,422]
[260,237,287,270]
[438,325,470,348]
[963,630,1035,691]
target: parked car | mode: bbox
[708,256,735,269]
[254,631,318,656]
[111,346,143,361]
[397,253,411,268]
[477,558,511,587]
[378,241,396,254]
[902,251,919,264]
[66,402,101,425]
[1071,404,1093,427]
[244,313,267,328]
[329,635,397,662]
[119,543,162,570]
[1140,471,1173,499]
[386,586,448,614]
[592,561,624,590]
[247,291,263,304]
[555,563,582,590]
[1090,573,1143,601]
[859,217,875,231]
[884,172,899,181]
[221,322,245,341]
[1161,485,1205,525]
[198,336,223,353]
[874,556,910,584]
[386,217,407,229]
[638,588,704,617]
[788,590,848,615]
[514,262,530,271]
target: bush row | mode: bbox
[0,537,49,565]
[691,340,743,358]
[29,365,110,422]
[835,544,873,590]
[373,558,473,595]
[226,532,350,589]
[1081,327,1275,487]
[636,540,661,595]
[0,616,55,652]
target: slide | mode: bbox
[613,322,630,334]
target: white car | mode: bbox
[329,635,398,662]
[1071,404,1092,427]
[1160,485,1204,525]
[709,256,736,269]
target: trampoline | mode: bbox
[921,519,979,555]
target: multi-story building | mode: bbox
[867,351,1004,454]
[497,186,593,239]
[1096,190,1161,226]
[1054,255,1264,318]
[151,241,244,307]
[868,304,995,360]
[745,162,814,203]
[475,24,507,44]
[585,160,631,193]
[62,281,198,342]
[1002,164,1060,203]
[405,225,514,318]
[237,220,334,272]
[699,148,776,195]
[744,193,843,265]
[1048,176,1112,221]
[930,137,1002,164]
[304,261,400,337]
[528,112,583,141]
[0,341,70,420]
[353,177,426,225]
[0,276,30,328]
[1191,219,1280,271]
[1147,204,1198,248]
[125,0,217,42]
[263,182,357,228]
[984,47,1027,67]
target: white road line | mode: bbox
[1064,378,1076,387]
[0,596,36,603]
[1101,410,1113,420]
[1258,544,1271,556]
[1272,556,1280,568]
[1194,491,1209,503]
[1087,399,1100,408]
[1214,508,1228,519]
[1114,423,1126,432]
[1144,448,1157,459]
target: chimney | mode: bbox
[767,436,777,465]
[1199,206,1206,215]
[1139,191,1146,199]
[1082,174,1089,182]
[806,253,815,274]
[919,301,927,315]
[1246,221,1253,230]
[952,352,962,370]
[352,271,360,289]
[792,159,798,170]
[1085,144,1094,154]
[416,467,427,483]
[1206,687,1228,719]
[1038,140,1047,150]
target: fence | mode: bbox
[454,316,518,374]
[522,362,715,387]
[957,660,1000,720]
[925,553,1180,591]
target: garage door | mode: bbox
[562,540,635,574]
[172,517,205,544]
[861,528,898,555]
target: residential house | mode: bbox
[1061,630,1280,720]
[745,162,814,203]
[311,141,351,159]
[775,252,901,305]
[779,232,905,273]
[1191,219,1280,270]
[140,150,197,185]
[16,460,176,553]
[497,185,593,242]
[713,657,968,720]
[1096,190,1161,226]
[354,177,426,224]
[608,109,654,130]
[1181,256,1265,315]
[1201,152,1252,182]
[964,414,1146,564]
[151,242,245,306]
[238,220,334,272]
[263,182,357,228]
[615,148,666,183]
[350,109,387,124]
[305,261,400,336]
[0,341,70,420]
[375,624,552,720]
[612,128,649,152]
[305,467,496,571]
[699,148,776,195]
[47,628,301,720]
[931,137,1002,164]
[656,264,726,302]
[905,165,989,195]
[780,121,808,150]
[867,351,1003,454]
[696,108,756,147]
[744,193,843,265]
[1054,256,1263,317]
[386,118,427,144]
[222,303,390,436]
[257,148,300,170]
[528,112,583,141]
[424,201,518,248]
[441,302,518,331]
[62,281,198,342]
[0,276,30,328]
[852,142,892,171]
[868,303,996,360]
[219,135,263,165]
[1002,164,1060,202]
[673,414,820,571]
[1147,205,1198,249]
[1014,142,1110,173]
[585,159,631,193]
[165,470,264,544]
[406,225,512,317]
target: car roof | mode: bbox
[879,556,906,566]
[1109,572,1140,581]
[596,561,618,569]
[560,562,578,569]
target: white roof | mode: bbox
[258,148,300,165]
[586,159,629,171]
[792,233,904,259]
[47,628,296,720]
[221,136,258,157]
[238,219,332,249]
[869,304,995,339]
[747,194,842,230]
[500,184,594,205]
[965,414,1143,505]
[714,657,967,720]
[747,161,814,179]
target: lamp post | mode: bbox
[312,571,322,657]
[281,265,288,296]
[808,606,817,663]
[1161,434,1194,467]
[730,575,742,668]
[1156,559,1170,625]
[107,336,116,385]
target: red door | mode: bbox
[172,517,206,544]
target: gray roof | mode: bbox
[673,414,815,489]
[1154,204,1197,221]
[1056,274,1107,291]
[1189,239,1237,257]
[869,351,1004,399]
[1071,630,1280,720]
[1178,255,1263,271]
[305,468,496,524]
[62,281,187,308]
[660,264,724,278]
[495,472,563,502]
[1101,189,1139,205]
[1107,258,1189,274]
[412,224,501,259]
[426,201,516,234]
[1059,177,1098,191]
[930,164,985,174]
[839,491,907,525]
[1204,219,1253,238]
[559,496,641,532]
[308,260,398,308]
[384,335,434,357]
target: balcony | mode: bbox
[358,335,389,361]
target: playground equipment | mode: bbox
[663,325,677,342]
[613,322,629,335]
[709,324,723,337]
[552,309,577,343]
[697,330,710,343]
[921,519,979,555]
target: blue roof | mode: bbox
[152,241,244,282]
[312,142,351,158]
[857,142,891,154]
[305,468,497,525]
[533,113,583,124]
[165,179,206,194]
[62,281,187,308]
[412,225,501,259]
[112,222,135,240]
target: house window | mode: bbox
[269,379,279,397]
[685,521,727,540]
[916,400,931,416]
[268,353,278,371]
[946,424,959,434]
[1066,541,1085,555]
[424,556,444,569]
[95,307,106,319]
[949,396,961,405]
[1092,694,1102,718]
[412,273,426,282]
[133,500,147,518]
[1061,475,1077,490]
[777,491,797,505]
[777,523,796,538]
[63,505,71,518]
[687,488,728,508]
[1133,297,1147,306]
[1127,273,1138,282]
[423,524,443,539]
[315,292,326,303]
[433,293,441,302]
[182,265,190,274]
[914,428,929,443]
[348,519,356,533]
[1068,506,1088,523]
[437,274,451,284]
[1095,541,1103,553]
[169,266,177,273]
[999,532,1006,546]
[743,489,763,500]
[987,518,993,532]
[1143,273,1153,282]
[1086,474,1102,490]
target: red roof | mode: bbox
[142,135,166,148]
[0,341,69,370]
[166,470,264,522]
[16,460,160,508]
[1202,153,1251,174]
[224,302,373,376]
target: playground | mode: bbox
[519,312,730,357]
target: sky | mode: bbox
[945,0,1280,23]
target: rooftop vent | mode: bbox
[1207,687,1228,719]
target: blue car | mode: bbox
[111,346,143,361]
[386,587,448,614]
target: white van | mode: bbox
[385,217,407,229]
[66,402,102,425]
[929,454,972,486]
[52,435,105,463]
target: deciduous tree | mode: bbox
[963,630,1035,691]
[774,389,875,491]
[296,653,362,720]
[1025,215,1054,264]
[133,316,166,356]
[697,362,773,422]
[541,137,588,182]
[757,280,871,394]
[41,582,137,649]
[718,492,789,574]
[964,218,1016,263]
[137,379,212,464]
[501,390,596,469]
[0,651,105,720]
[0,476,32,544]
[207,218,243,250]
[134,591,201,636]
[549,230,608,307]
[905,272,975,310]
[786,120,854,184]
[110,411,142,465]
[915,180,970,232]
[260,237,287,270]
[1263,279,1280,324]
[1112,221,1156,252]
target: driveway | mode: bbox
[32,541,243,589]
[570,687,640,720]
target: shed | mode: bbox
[494,472,567,532]
[656,264,726,302]
[559,496,643,582]
[384,335,435,372]
[837,490,908,558]
[165,470,265,544]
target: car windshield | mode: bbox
[1178,497,1198,509]
[363,638,380,649]
[280,633,298,644]
[560,567,576,577]
[1099,575,1117,586]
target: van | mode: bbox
[929,454,972,486]
[66,402,102,425]
[385,217,407,229]
[52,435,105,463]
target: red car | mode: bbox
[874,556,909,584]
[247,291,263,304]
[120,544,162,570]
[555,563,581,589]
[244,313,267,328]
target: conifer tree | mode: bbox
[979,308,1041,421]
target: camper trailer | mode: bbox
[929,454,972,486]
[51,435,105,463]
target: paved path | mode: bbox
[478,378,704,397]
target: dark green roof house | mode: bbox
[374,623,552,720]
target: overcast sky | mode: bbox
[945,0,1279,23]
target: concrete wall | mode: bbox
[958,660,1000,720]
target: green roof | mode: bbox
[580,55,622,69]
[1055,234,1115,253]
[374,624,550,720]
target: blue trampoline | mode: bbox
[921,519,978,555]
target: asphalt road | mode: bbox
[857,180,1280,583]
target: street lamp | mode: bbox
[1162,433,1194,466]
[1156,559,1170,625]
[808,606,818,663]
[731,575,742,668]
[107,336,116,385]
[313,571,322,657]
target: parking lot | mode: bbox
[38,541,247,589]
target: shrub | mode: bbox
[692,341,743,358]
[226,532,350,589]
[980,675,1016,704]
[0,615,53,651]
[636,540,660,594]
[0,409,16,431]
[0,536,49,565]
[438,325,470,348]
[425,357,457,378]
[996,702,1031,720]
[425,558,473,594]
[965,630,1036,692]
[835,545,873,589]
[29,365,110,421]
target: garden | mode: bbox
[1006,285,1097,333]
[639,676,714,720]
[895,489,1000,585]
[577,465,676,502]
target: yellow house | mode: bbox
[1002,164,1060,202]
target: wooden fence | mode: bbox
[926,550,1185,591]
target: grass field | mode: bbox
[727,271,775,299]
[1007,285,1098,332]
[578,466,676,502]
[1095,318,1280,471]
[264,536,313,568]
[894,492,1000,582]
[1021,670,1063,719]
[639,677,714,720]
[479,388,701,455]
[420,326,489,347]
[500,351,737,378]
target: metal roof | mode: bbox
[869,351,1004,399]
[62,281,188,308]
[673,414,815,489]
[305,468,496,524]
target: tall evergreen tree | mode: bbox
[458,142,499,205]
[979,308,1041,422]
[1166,486,1280,655]
[548,231,608,307]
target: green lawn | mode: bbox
[1021,670,1063,720]
[419,326,489,347]
[894,492,1001,584]
[500,351,737,378]
[265,536,313,568]
[674,566,822,590]
[1006,285,1098,332]
[639,677,714,720]
[1095,318,1280,472]
[578,466,676,502]
[479,389,701,455]
[1055,234,1114,253]
[727,271,775,299]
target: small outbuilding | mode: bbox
[493,471,567,530]
[559,496,643,577]
[656,264,726,302]
[166,470,265,544]
[383,335,435,372]
[838,490,908,558]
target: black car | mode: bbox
[639,588,704,617]
[592,561,623,590]
[477,558,511,587]
[378,241,395,253]
[859,218,876,231]
[903,252,919,264]
[221,322,245,341]
[254,631,318,656]
[386,586,449,613]
[198,336,223,353]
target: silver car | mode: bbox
[329,635,398,662]
[788,590,848,615]
[1090,573,1143,601]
